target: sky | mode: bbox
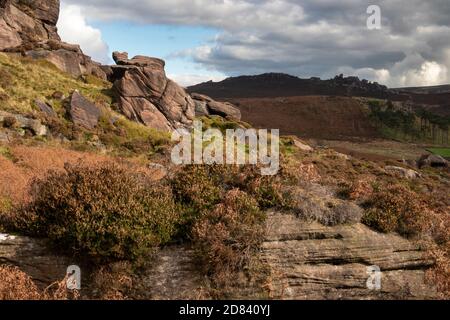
[57,0,450,88]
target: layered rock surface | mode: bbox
[0,213,437,299]
[0,0,106,79]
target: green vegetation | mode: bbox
[362,184,426,238]
[368,99,450,145]
[0,146,14,161]
[427,148,450,158]
[200,115,252,134]
[18,162,179,261]
[0,53,112,114]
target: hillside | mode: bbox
[188,73,450,114]
[188,73,404,100]
[231,96,379,140]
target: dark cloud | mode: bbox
[63,0,450,86]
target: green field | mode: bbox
[427,148,450,158]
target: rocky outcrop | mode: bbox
[418,154,448,169]
[0,0,106,79]
[0,212,438,300]
[191,93,241,120]
[67,91,101,130]
[0,0,60,50]
[0,110,48,136]
[262,212,437,300]
[110,52,195,131]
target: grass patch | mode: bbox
[0,146,14,161]
[0,53,112,114]
[427,148,450,158]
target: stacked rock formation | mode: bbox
[109,52,195,131]
[0,0,106,79]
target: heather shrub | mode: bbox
[0,265,77,300]
[170,165,223,233]
[192,189,266,286]
[288,183,363,226]
[170,164,289,235]
[362,184,427,237]
[23,162,179,260]
[0,266,42,300]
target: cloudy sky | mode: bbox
[58,0,450,88]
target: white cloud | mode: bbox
[57,4,110,64]
[168,73,226,88]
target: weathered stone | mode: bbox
[191,93,241,120]
[0,0,60,50]
[191,92,213,103]
[0,233,70,289]
[111,52,195,130]
[386,166,421,180]
[119,97,171,131]
[68,91,101,130]
[193,99,209,117]
[113,51,165,69]
[34,99,56,117]
[293,138,314,152]
[135,246,207,300]
[51,91,64,100]
[0,110,47,136]
[261,212,437,300]
[25,47,106,80]
[418,154,448,168]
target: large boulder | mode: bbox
[191,92,241,120]
[111,52,195,130]
[68,91,101,130]
[0,0,106,79]
[418,154,448,169]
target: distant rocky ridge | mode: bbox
[0,0,106,79]
[187,73,407,100]
[187,72,450,108]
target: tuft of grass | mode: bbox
[201,115,251,134]
[0,146,14,161]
